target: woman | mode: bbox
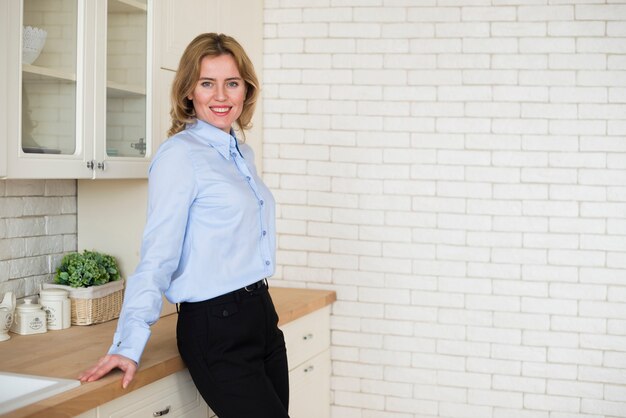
[79,33,290,418]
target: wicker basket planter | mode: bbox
[43,279,124,326]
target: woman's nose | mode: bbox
[215,85,226,101]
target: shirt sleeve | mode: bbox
[107,138,197,364]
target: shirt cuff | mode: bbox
[107,327,151,365]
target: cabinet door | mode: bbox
[282,306,331,371]
[153,68,175,153]
[92,0,154,178]
[5,0,96,179]
[289,349,331,418]
[0,0,8,177]
[158,0,219,71]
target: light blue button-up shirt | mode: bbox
[108,119,275,364]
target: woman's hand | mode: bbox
[78,354,138,389]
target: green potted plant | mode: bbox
[54,250,121,288]
[44,250,125,325]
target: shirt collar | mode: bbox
[186,119,238,160]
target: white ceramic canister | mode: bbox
[10,298,47,335]
[39,288,71,330]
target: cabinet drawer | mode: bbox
[98,369,209,418]
[289,349,330,418]
[281,306,330,370]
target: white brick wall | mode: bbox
[0,180,77,298]
[264,1,626,417]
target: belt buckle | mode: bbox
[244,281,259,292]
[244,279,267,292]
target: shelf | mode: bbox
[22,64,76,82]
[21,65,145,99]
[108,0,147,13]
[107,80,145,97]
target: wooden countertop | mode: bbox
[0,287,336,418]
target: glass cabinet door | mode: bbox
[6,0,153,178]
[22,0,78,155]
[106,0,148,158]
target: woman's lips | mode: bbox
[210,106,231,116]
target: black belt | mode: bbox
[179,279,268,312]
[243,278,268,292]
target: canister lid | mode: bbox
[15,298,43,311]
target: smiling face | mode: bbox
[188,54,247,133]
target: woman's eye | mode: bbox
[227,81,239,88]
[201,81,213,88]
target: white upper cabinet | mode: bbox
[157,0,263,81]
[158,0,220,72]
[0,0,263,179]
[1,0,160,179]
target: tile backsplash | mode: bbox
[0,179,77,298]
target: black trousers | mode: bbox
[176,281,290,418]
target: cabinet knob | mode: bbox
[303,333,314,341]
[86,160,94,170]
[153,405,171,416]
[304,365,315,373]
[97,161,106,171]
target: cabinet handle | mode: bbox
[304,365,314,373]
[153,405,171,416]
[86,160,94,170]
[97,161,106,171]
[303,333,314,341]
[130,137,146,156]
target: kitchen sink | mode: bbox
[0,371,81,414]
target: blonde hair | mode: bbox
[167,33,259,139]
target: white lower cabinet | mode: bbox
[288,349,331,418]
[75,369,214,418]
[281,305,332,418]
[76,306,331,418]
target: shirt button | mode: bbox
[231,152,237,157]
[262,230,267,236]
[260,200,264,205]
[222,309,229,317]
[246,176,251,181]
[265,260,270,266]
